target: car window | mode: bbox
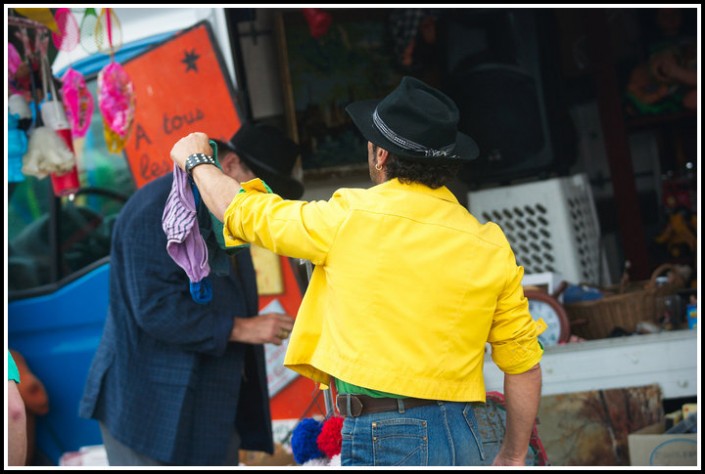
[8,28,180,297]
[8,78,135,295]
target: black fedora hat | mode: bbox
[345,76,478,163]
[216,122,304,199]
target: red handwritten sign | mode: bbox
[122,21,242,188]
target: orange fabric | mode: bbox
[9,350,49,415]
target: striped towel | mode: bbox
[162,164,212,304]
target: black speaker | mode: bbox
[441,9,576,187]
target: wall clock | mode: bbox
[525,290,571,347]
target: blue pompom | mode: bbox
[291,417,325,464]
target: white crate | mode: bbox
[468,173,608,285]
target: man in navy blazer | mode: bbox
[79,124,303,465]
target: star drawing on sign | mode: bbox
[182,49,200,72]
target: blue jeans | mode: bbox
[340,401,503,466]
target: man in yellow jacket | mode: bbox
[169,76,546,466]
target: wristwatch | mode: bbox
[185,153,216,177]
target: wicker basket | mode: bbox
[564,264,686,340]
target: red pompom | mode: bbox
[316,416,344,458]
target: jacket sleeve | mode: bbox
[113,200,234,357]
[487,245,546,374]
[222,178,347,265]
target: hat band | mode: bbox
[373,109,456,158]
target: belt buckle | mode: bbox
[337,394,364,417]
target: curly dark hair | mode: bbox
[376,145,462,189]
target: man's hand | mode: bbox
[170,132,213,170]
[230,313,296,346]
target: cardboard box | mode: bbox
[628,421,697,466]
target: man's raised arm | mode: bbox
[170,132,242,222]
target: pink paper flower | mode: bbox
[61,68,94,138]
[98,61,135,152]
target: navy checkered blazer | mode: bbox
[79,173,273,465]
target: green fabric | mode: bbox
[335,378,403,399]
[8,351,20,383]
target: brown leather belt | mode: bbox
[336,393,437,417]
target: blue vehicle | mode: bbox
[7,152,132,465]
[7,77,135,463]
[7,8,237,465]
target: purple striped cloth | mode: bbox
[162,165,210,284]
